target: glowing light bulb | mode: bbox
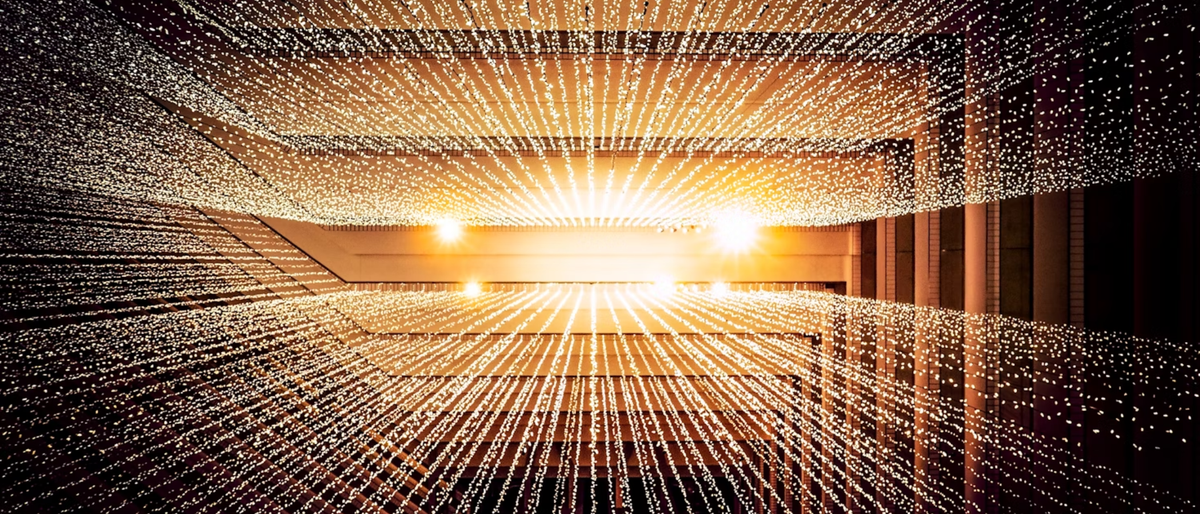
[436,219,463,241]
[713,211,758,251]
[711,281,729,298]
[463,281,482,297]
[652,277,675,296]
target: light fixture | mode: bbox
[713,211,758,251]
[436,219,463,241]
[652,277,675,296]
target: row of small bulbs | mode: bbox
[328,285,1195,511]
[7,0,1192,228]
[3,188,1196,511]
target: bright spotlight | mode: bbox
[436,219,463,241]
[463,281,482,297]
[652,277,675,296]
[711,281,729,298]
[714,211,758,251]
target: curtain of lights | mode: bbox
[1,0,1196,512]
[1,199,1196,511]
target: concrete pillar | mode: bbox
[963,202,988,513]
[849,222,861,297]
[915,211,930,306]
[913,311,935,513]
[877,218,889,301]
[769,439,780,513]
[875,315,895,512]
[843,308,864,513]
[820,312,841,511]
[800,338,819,513]
[964,204,988,315]
[784,380,797,512]
[913,211,935,514]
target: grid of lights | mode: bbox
[0,199,1196,511]
[1,0,1193,228]
[1,0,1197,512]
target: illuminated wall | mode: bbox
[264,217,856,283]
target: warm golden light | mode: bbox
[652,277,676,296]
[714,211,758,251]
[436,219,463,241]
[11,1,1196,510]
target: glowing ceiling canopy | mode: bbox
[6,0,1192,228]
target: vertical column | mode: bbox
[769,439,779,514]
[800,337,819,513]
[522,453,533,512]
[964,205,988,315]
[855,303,880,511]
[875,310,896,511]
[1031,0,1081,326]
[850,223,862,298]
[892,312,916,509]
[914,207,936,514]
[753,452,764,514]
[962,6,995,498]
[912,310,937,513]
[929,212,941,307]
[884,217,896,302]
[1066,185,1088,511]
[784,379,798,513]
[915,212,930,306]
[821,311,844,511]
[963,201,988,513]
[934,30,969,504]
[844,307,864,513]
[893,306,917,510]
[1030,7,1080,504]
[986,201,1000,315]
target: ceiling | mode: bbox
[107,0,959,226]
[184,0,965,32]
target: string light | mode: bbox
[0,0,1189,229]
[1,197,1196,511]
[1,0,1196,512]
